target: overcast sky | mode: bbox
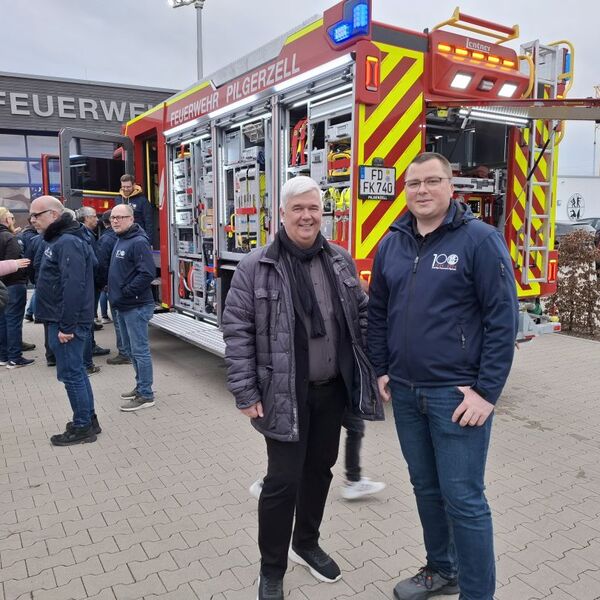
[1,0,598,175]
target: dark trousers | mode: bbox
[48,323,95,428]
[0,283,26,361]
[259,378,346,579]
[43,323,56,362]
[342,409,365,482]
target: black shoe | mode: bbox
[6,357,35,369]
[107,354,131,365]
[393,566,459,600]
[66,415,102,435]
[87,365,101,375]
[22,341,36,351]
[92,345,110,356]
[51,426,97,446]
[93,322,103,331]
[257,572,283,600]
[24,314,34,322]
[47,360,56,367]
[288,545,341,583]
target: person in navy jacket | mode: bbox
[367,152,518,600]
[108,204,156,411]
[114,174,154,245]
[97,211,130,365]
[30,196,99,446]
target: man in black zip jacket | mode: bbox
[29,196,99,445]
[108,204,156,411]
[367,153,518,600]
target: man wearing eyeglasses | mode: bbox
[107,204,156,411]
[367,152,518,600]
[29,196,99,445]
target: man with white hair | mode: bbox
[29,196,99,445]
[223,176,383,600]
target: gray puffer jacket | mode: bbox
[223,237,384,442]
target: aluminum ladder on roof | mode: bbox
[517,40,563,285]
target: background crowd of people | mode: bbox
[0,174,157,446]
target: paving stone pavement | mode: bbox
[1,320,599,600]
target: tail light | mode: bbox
[365,56,379,92]
[547,258,558,283]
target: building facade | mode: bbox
[0,72,174,214]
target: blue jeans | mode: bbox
[26,290,36,318]
[112,307,127,356]
[390,382,495,600]
[117,303,154,398]
[0,283,27,361]
[99,290,109,319]
[84,324,93,368]
[48,323,95,428]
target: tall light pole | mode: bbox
[594,85,600,175]
[169,0,206,81]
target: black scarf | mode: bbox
[278,228,327,338]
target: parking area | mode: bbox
[1,321,599,600]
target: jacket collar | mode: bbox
[263,232,339,263]
[44,212,81,242]
[391,199,476,237]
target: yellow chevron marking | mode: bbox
[363,55,423,140]
[356,132,422,258]
[375,42,422,82]
[366,93,423,164]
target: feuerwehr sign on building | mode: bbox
[0,72,175,132]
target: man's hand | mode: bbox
[58,331,74,344]
[452,386,494,427]
[15,258,30,270]
[377,375,391,403]
[240,402,264,419]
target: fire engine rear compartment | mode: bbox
[425,112,510,229]
[165,68,355,327]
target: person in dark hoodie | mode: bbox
[0,208,34,369]
[97,210,130,365]
[108,203,156,411]
[114,174,154,244]
[367,152,518,600]
[29,196,99,446]
[18,223,38,322]
[77,206,109,363]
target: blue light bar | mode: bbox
[353,3,368,28]
[332,23,352,43]
[327,0,370,46]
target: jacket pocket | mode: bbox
[254,289,280,336]
[457,324,466,349]
[351,343,385,422]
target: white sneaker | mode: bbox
[340,477,386,500]
[249,478,264,500]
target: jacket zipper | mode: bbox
[352,345,365,414]
[273,260,298,440]
[403,240,422,385]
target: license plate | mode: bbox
[358,166,396,200]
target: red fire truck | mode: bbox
[54,0,600,355]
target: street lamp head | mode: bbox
[168,0,205,7]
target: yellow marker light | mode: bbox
[472,51,485,60]
[455,47,469,56]
[503,59,515,68]
[438,43,452,53]
[488,55,501,64]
